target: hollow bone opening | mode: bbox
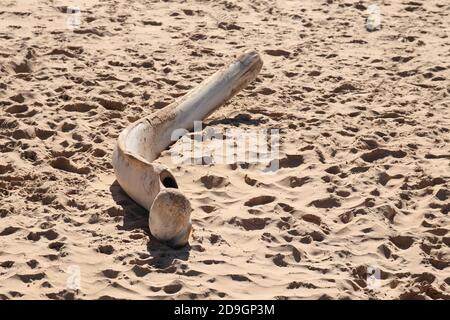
[160,170,178,189]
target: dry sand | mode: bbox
[0,0,449,299]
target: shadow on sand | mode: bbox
[205,112,266,127]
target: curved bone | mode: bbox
[112,50,263,247]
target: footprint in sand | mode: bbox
[302,214,321,226]
[309,196,341,208]
[93,96,125,111]
[199,205,216,213]
[102,269,120,279]
[17,272,46,283]
[5,104,28,114]
[390,235,414,250]
[264,49,291,58]
[163,283,182,294]
[10,59,33,74]
[63,102,98,112]
[200,174,228,189]
[98,244,115,255]
[244,195,275,207]
[49,157,90,175]
[236,217,270,231]
[360,148,407,162]
[0,226,20,236]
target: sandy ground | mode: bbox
[0,0,449,300]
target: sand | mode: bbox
[0,0,449,300]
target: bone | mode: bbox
[112,50,263,247]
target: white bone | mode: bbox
[112,50,263,247]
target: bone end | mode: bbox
[149,189,192,248]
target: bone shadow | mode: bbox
[205,113,266,127]
[109,180,190,268]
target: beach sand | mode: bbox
[0,0,449,299]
